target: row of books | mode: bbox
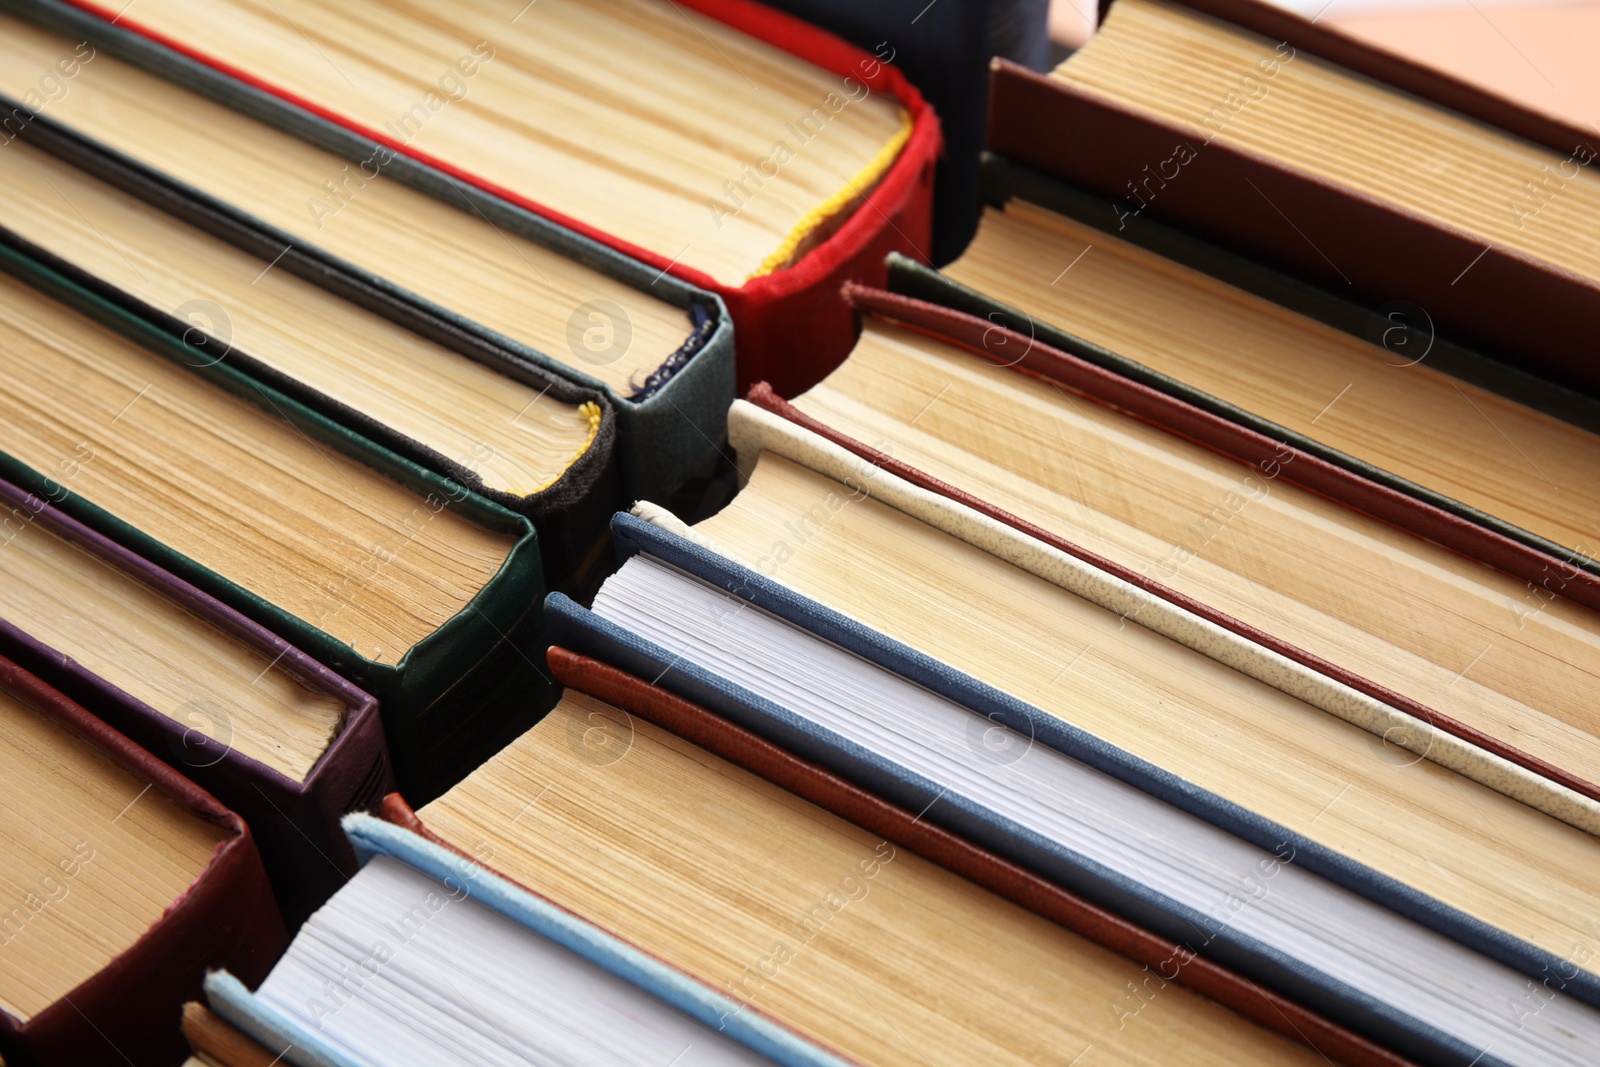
[0,0,1595,1064]
[0,0,1026,1060]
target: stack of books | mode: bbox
[0,0,1595,1065]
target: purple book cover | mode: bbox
[0,474,392,922]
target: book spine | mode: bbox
[548,592,1480,1060]
[339,814,857,1067]
[0,232,547,801]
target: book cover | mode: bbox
[758,0,1049,262]
[0,16,738,505]
[545,509,1600,1063]
[204,812,854,1067]
[0,474,392,925]
[0,179,615,592]
[988,0,1600,398]
[0,654,286,1067]
[28,0,940,398]
[753,282,1600,806]
[0,237,545,803]
[542,644,1411,1067]
[885,154,1600,587]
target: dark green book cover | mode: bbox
[0,239,549,802]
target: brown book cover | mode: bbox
[990,0,1600,397]
[0,474,393,926]
[181,1002,282,1067]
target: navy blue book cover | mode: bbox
[546,511,1600,1067]
[763,0,1049,262]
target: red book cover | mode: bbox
[60,0,942,399]
[504,646,1415,1067]
[378,648,1413,1067]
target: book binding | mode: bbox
[988,0,1600,399]
[0,474,393,924]
[898,153,1600,581]
[0,654,286,1067]
[0,0,740,502]
[40,0,941,398]
[545,645,1414,1067]
[0,233,546,803]
[205,813,857,1067]
[555,512,1600,1030]
[760,281,1600,809]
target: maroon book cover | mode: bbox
[0,476,393,926]
[0,654,286,1067]
[513,646,1416,1067]
[991,0,1600,397]
[742,283,1600,806]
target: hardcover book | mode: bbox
[0,9,736,502]
[0,239,543,802]
[0,130,618,591]
[0,654,285,1067]
[891,156,1600,584]
[551,512,1599,1065]
[748,287,1600,808]
[24,0,940,397]
[205,813,842,1066]
[538,645,1410,1067]
[988,0,1600,398]
[182,1002,278,1067]
[0,474,391,924]
[396,685,1347,1064]
[760,0,1050,261]
[601,409,1600,1062]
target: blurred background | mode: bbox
[1048,0,1599,127]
